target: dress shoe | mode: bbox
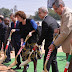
[13,67,21,70]
[3,59,11,63]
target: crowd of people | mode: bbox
[0,0,72,72]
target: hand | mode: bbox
[21,41,23,46]
[54,28,60,34]
[21,38,24,42]
[48,44,55,51]
[28,32,32,37]
[11,29,16,33]
[34,44,38,51]
[20,38,24,46]
[8,38,11,42]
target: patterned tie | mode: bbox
[14,22,16,28]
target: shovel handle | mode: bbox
[44,33,59,72]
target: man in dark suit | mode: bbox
[34,7,59,72]
[3,17,12,63]
[0,15,6,57]
[10,13,21,69]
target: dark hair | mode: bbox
[52,0,65,8]
[15,11,26,19]
[0,17,3,21]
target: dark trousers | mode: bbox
[43,49,59,72]
[12,38,21,67]
[0,40,2,50]
[5,44,12,61]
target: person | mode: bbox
[36,22,42,37]
[10,13,21,69]
[48,0,72,72]
[0,15,6,57]
[15,11,41,72]
[34,6,59,72]
[3,17,12,63]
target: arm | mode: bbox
[49,13,72,51]
[54,13,72,46]
[37,21,48,45]
[2,26,7,43]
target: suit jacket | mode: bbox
[0,22,6,42]
[11,21,20,44]
[54,7,72,53]
[37,15,59,50]
[4,26,11,44]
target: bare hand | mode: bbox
[48,44,55,51]
[8,39,11,42]
[54,28,60,33]
[28,32,32,37]
[33,44,38,51]
[11,29,16,33]
[21,41,23,46]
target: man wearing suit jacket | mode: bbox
[10,13,21,69]
[48,0,72,72]
[0,15,6,57]
[3,17,12,63]
[34,7,59,72]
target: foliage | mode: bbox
[48,8,61,20]
[0,8,11,18]
[34,11,42,21]
[34,9,61,20]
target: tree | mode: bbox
[48,8,61,20]
[34,9,60,20]
[0,8,11,18]
[34,11,42,21]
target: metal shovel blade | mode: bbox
[19,58,31,67]
[7,60,17,69]
[0,55,7,64]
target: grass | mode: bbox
[3,52,66,72]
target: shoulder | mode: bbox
[26,18,31,22]
[44,15,57,25]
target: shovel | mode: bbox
[7,35,30,69]
[0,32,12,64]
[44,33,59,72]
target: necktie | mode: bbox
[14,22,16,28]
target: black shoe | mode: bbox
[13,67,21,70]
[3,60,11,63]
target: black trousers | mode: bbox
[11,38,21,67]
[0,40,2,50]
[43,48,59,72]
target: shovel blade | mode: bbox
[0,55,7,64]
[19,59,31,67]
[44,60,49,72]
[7,60,17,69]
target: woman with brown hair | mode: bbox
[15,11,41,72]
